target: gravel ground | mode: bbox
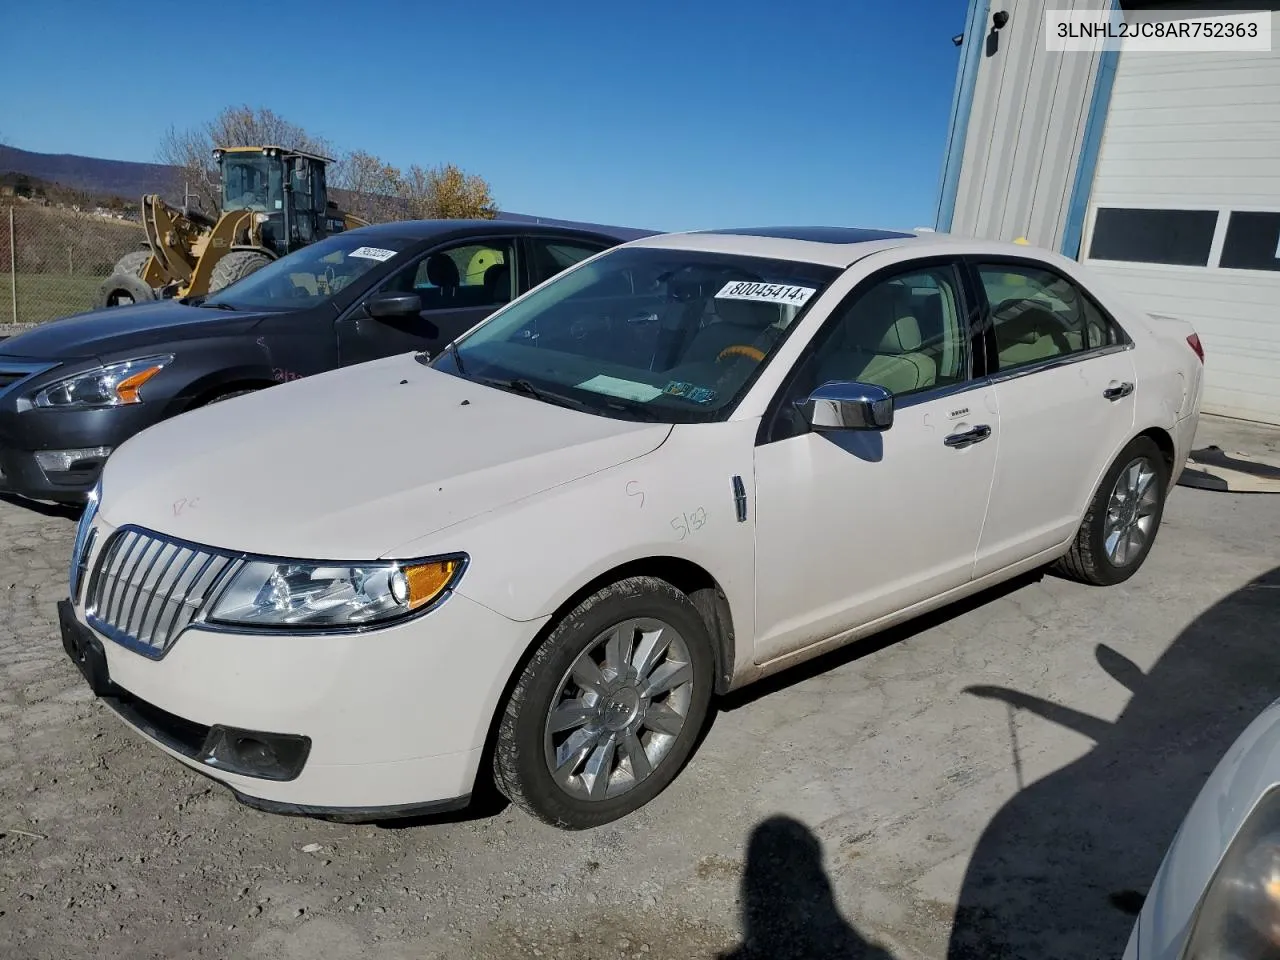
[1,415,1278,960]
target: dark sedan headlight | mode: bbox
[32,355,173,409]
[205,556,467,629]
[1183,786,1280,959]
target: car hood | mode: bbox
[98,354,672,559]
[1,299,270,361]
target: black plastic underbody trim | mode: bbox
[228,789,472,823]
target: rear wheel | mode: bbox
[113,250,152,279]
[1054,436,1170,586]
[208,250,272,294]
[493,576,714,829]
[97,269,157,309]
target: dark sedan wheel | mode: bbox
[493,576,714,829]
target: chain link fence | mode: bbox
[0,203,147,328]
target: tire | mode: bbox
[208,250,272,293]
[1054,436,1170,587]
[97,270,157,309]
[493,576,715,829]
[114,250,152,279]
[203,388,260,406]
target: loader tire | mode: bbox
[97,270,157,309]
[113,250,152,279]
[208,251,271,294]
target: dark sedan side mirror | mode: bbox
[366,292,422,319]
[798,381,894,431]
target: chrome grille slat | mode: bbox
[123,540,165,635]
[113,534,153,625]
[134,544,182,643]
[104,532,142,624]
[86,528,238,658]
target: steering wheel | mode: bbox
[716,344,766,364]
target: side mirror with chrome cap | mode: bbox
[798,381,895,431]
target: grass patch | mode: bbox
[0,273,104,324]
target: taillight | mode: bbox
[1187,333,1205,363]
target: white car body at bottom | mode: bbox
[67,229,1205,820]
[1124,698,1280,959]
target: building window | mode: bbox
[1219,212,1280,273]
[1087,208,1219,267]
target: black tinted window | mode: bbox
[529,239,608,286]
[1220,211,1280,272]
[1088,208,1218,266]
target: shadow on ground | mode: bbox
[719,815,894,960]
[945,565,1280,959]
[0,493,81,520]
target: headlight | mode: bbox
[32,355,173,409]
[205,555,466,630]
[1183,785,1280,959]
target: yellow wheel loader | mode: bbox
[98,146,368,308]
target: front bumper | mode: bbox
[61,529,546,817]
[0,445,108,503]
[0,404,158,503]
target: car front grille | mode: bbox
[0,361,57,399]
[86,528,242,658]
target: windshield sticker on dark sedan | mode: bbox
[348,246,399,262]
[715,281,816,307]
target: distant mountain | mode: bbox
[0,145,653,238]
[0,145,181,202]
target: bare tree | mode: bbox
[329,151,404,223]
[400,163,497,220]
[157,106,334,215]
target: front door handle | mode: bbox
[944,424,992,449]
[1103,381,1135,401]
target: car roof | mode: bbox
[341,218,654,245]
[623,226,1044,268]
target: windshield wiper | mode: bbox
[199,301,238,311]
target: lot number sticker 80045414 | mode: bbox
[715,281,817,307]
[348,246,399,262]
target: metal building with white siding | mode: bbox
[938,0,1280,425]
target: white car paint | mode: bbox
[70,228,1205,816]
[1124,697,1280,959]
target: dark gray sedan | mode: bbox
[0,218,648,503]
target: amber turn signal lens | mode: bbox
[403,559,461,610]
[115,366,164,404]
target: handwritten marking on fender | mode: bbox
[671,507,708,541]
[173,497,200,517]
[626,481,645,509]
[272,368,303,383]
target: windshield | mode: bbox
[202,233,413,311]
[221,155,280,213]
[436,245,839,422]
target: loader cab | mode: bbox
[213,146,343,258]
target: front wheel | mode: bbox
[1055,436,1170,586]
[208,250,271,294]
[492,576,714,829]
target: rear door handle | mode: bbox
[1103,381,1134,401]
[944,424,992,449]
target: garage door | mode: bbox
[1079,5,1280,425]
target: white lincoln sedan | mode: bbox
[58,226,1205,828]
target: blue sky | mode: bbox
[0,0,965,232]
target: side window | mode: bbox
[528,239,607,287]
[764,264,969,442]
[380,239,517,311]
[976,264,1120,373]
[810,265,968,397]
